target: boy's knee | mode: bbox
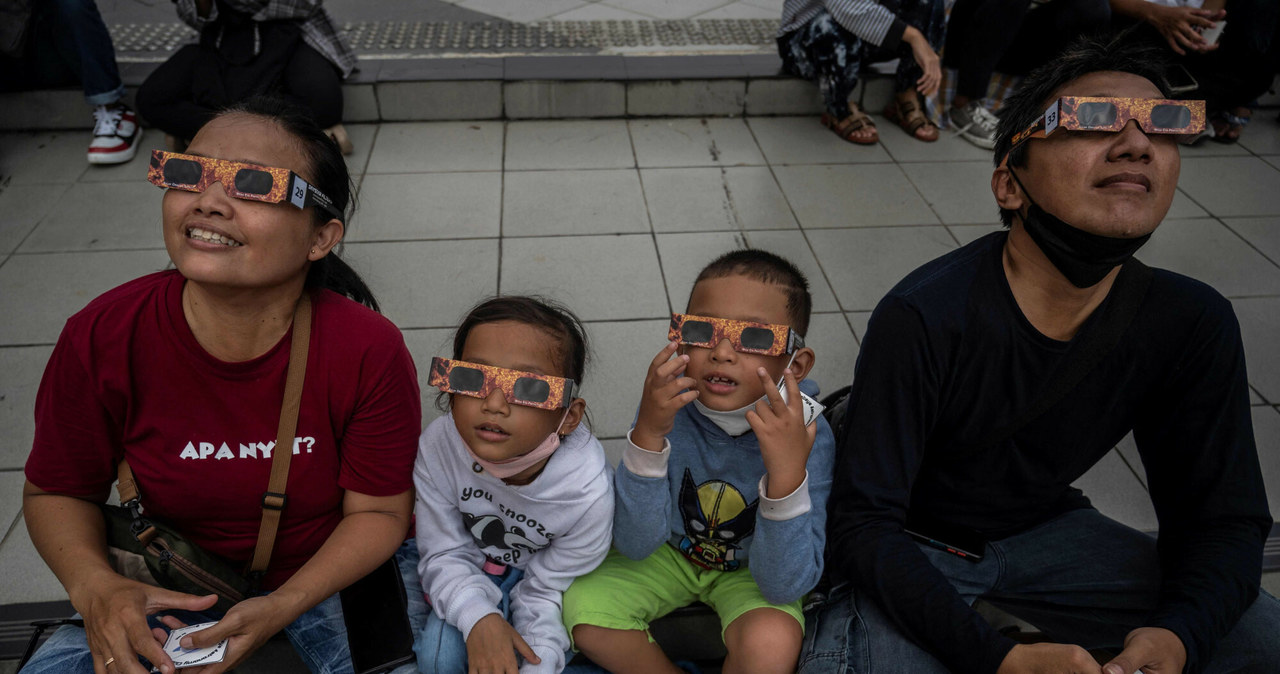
[726,609,802,670]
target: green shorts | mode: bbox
[562,544,804,645]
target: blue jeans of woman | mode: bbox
[799,508,1280,673]
[0,0,124,104]
[777,0,947,118]
[412,566,529,674]
[21,540,428,674]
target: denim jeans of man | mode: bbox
[800,508,1280,673]
[21,540,428,674]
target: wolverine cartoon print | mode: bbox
[677,469,757,571]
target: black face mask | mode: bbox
[1009,169,1151,288]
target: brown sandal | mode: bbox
[885,92,939,142]
[821,103,878,145]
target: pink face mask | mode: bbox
[463,409,571,479]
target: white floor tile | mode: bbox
[774,164,938,228]
[1071,449,1158,533]
[366,122,504,174]
[741,230,841,312]
[1179,157,1280,217]
[654,231,745,312]
[352,172,502,241]
[1251,406,1280,521]
[458,0,587,22]
[804,313,858,397]
[0,346,53,470]
[501,234,668,321]
[901,161,999,225]
[604,0,732,20]
[1233,297,1280,403]
[881,121,993,163]
[505,120,635,170]
[343,239,499,329]
[747,116,893,165]
[1141,218,1280,298]
[0,184,70,256]
[807,226,957,311]
[0,520,68,605]
[642,167,797,232]
[1222,217,1280,265]
[504,169,649,236]
[0,250,172,346]
[0,132,88,185]
[579,319,671,438]
[630,118,765,168]
[18,182,165,253]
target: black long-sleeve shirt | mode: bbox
[829,232,1271,674]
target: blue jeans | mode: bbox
[800,509,1280,673]
[412,566,526,674]
[21,540,429,674]
[0,0,124,104]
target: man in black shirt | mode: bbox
[801,34,1278,674]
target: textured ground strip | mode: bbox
[109,19,782,54]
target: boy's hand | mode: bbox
[632,341,699,453]
[465,614,540,674]
[748,368,817,498]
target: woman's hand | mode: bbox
[904,26,941,96]
[1146,5,1225,55]
[152,594,300,674]
[70,572,217,674]
[465,614,541,674]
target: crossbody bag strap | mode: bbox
[249,293,312,575]
[970,259,1154,452]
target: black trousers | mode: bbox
[137,41,343,139]
[944,0,1111,100]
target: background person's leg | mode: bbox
[135,45,217,142]
[277,44,345,129]
[45,0,124,106]
[994,0,1111,78]
[779,12,866,120]
[944,0,1033,102]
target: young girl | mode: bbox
[414,296,614,674]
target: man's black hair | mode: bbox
[993,31,1170,227]
[693,249,813,336]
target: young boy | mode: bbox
[563,250,836,673]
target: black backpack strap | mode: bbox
[970,258,1154,452]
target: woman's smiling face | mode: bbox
[162,113,332,291]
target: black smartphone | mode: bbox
[1161,64,1199,96]
[340,558,416,674]
[904,514,987,563]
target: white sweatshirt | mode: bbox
[413,414,614,674]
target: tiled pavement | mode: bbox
[2,112,1280,637]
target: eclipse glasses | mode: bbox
[429,357,578,410]
[1008,96,1205,152]
[668,313,804,357]
[147,150,342,221]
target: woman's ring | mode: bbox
[103,656,116,667]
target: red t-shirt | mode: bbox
[26,271,421,589]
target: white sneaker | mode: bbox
[88,103,142,165]
[949,101,998,149]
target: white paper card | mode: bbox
[156,622,228,670]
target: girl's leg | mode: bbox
[412,608,469,674]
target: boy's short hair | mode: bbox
[993,31,1169,227]
[692,249,813,336]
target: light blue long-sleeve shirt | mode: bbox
[613,379,836,605]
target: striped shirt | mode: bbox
[176,0,357,78]
[779,0,908,50]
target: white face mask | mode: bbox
[691,355,823,436]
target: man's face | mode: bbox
[1009,71,1181,239]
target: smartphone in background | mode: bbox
[340,558,416,674]
[1161,64,1199,95]
[904,514,987,563]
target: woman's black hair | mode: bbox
[436,296,591,415]
[993,30,1169,227]
[216,95,380,311]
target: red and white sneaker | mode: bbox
[87,103,142,165]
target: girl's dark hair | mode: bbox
[437,296,591,413]
[216,95,380,311]
[993,31,1169,227]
